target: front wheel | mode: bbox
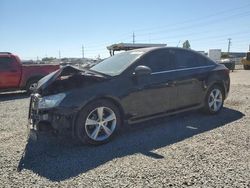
[75,100,121,145]
[203,85,224,114]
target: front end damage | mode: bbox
[27,66,107,141]
[28,93,77,139]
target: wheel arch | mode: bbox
[25,75,44,88]
[91,96,125,121]
[206,81,226,99]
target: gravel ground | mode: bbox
[0,70,249,187]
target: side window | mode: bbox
[196,54,214,66]
[141,49,175,72]
[0,57,13,71]
[175,50,210,68]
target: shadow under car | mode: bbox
[17,107,244,182]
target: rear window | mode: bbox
[0,57,13,70]
[175,49,211,69]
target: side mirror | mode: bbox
[134,65,152,76]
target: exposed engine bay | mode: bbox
[36,66,108,96]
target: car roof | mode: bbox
[129,46,196,54]
[128,47,213,63]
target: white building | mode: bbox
[208,49,221,61]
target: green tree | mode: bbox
[183,40,191,49]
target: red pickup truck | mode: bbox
[0,52,59,93]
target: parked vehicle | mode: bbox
[241,51,250,70]
[0,52,59,93]
[28,47,230,145]
[219,59,235,71]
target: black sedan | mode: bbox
[28,47,230,145]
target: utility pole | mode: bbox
[82,45,84,59]
[133,32,135,44]
[59,50,61,60]
[227,38,232,53]
[177,40,181,47]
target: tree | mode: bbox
[183,40,191,49]
[221,53,230,59]
[42,57,56,62]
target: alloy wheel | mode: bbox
[208,88,223,112]
[85,107,117,141]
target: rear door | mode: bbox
[0,55,21,89]
[173,49,214,109]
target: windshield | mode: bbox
[90,51,144,76]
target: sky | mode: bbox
[0,0,250,60]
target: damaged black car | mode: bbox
[28,47,230,145]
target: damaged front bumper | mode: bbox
[27,93,77,140]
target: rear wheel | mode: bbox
[75,100,121,145]
[203,85,224,114]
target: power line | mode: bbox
[135,11,250,42]
[135,31,249,48]
[112,3,250,45]
[136,11,250,43]
[79,12,249,51]
[61,3,250,56]
[77,4,250,52]
[132,3,250,34]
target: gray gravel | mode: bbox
[0,70,249,187]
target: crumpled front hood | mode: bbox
[36,66,81,91]
[36,65,107,95]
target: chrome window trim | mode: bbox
[151,65,215,75]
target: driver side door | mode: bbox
[122,49,178,119]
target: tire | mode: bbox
[203,85,224,114]
[75,100,121,145]
[26,79,39,94]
